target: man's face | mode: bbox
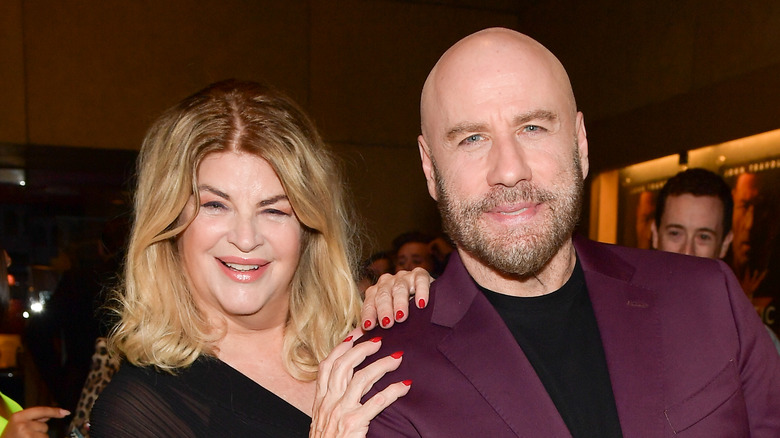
[732,173,777,270]
[651,194,732,259]
[418,38,588,278]
[432,149,583,277]
[395,242,435,273]
[635,191,655,250]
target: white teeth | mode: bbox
[224,262,259,271]
[501,207,528,216]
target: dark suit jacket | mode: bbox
[361,236,780,437]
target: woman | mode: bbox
[90,80,418,437]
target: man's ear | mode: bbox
[576,112,589,179]
[418,135,438,201]
[719,230,734,259]
[650,220,659,250]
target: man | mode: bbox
[634,190,655,250]
[392,231,437,274]
[651,168,780,352]
[729,171,780,333]
[360,28,780,437]
[651,168,733,259]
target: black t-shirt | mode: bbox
[480,260,623,438]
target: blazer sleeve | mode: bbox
[366,404,420,438]
[723,260,780,436]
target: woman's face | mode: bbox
[178,151,302,329]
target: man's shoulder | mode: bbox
[574,235,726,275]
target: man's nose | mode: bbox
[486,135,531,187]
[683,239,696,256]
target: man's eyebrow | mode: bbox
[513,110,558,125]
[446,123,487,142]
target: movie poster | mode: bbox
[722,159,780,336]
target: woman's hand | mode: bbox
[310,330,411,438]
[361,267,433,330]
[0,406,70,438]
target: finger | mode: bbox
[316,351,405,437]
[361,282,380,331]
[411,267,433,309]
[313,337,383,433]
[9,406,70,422]
[387,276,413,326]
[314,327,367,408]
[359,379,412,420]
[317,380,411,438]
[379,271,418,329]
[364,273,396,329]
[340,350,404,404]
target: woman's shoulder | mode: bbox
[90,363,200,437]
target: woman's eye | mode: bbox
[202,201,226,210]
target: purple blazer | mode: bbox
[361,236,780,437]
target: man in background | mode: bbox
[651,168,733,259]
[651,168,780,352]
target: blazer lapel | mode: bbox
[432,253,572,437]
[575,237,667,436]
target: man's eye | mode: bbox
[461,134,483,145]
[523,125,544,133]
[698,233,713,241]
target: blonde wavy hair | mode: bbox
[108,80,362,380]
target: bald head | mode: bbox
[420,28,577,140]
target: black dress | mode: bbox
[90,356,310,437]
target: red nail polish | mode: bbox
[370,336,382,343]
[418,298,426,308]
[391,350,404,359]
[402,379,412,386]
[343,335,353,343]
[364,320,371,329]
[396,310,404,320]
[381,316,391,327]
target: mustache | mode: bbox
[467,183,555,214]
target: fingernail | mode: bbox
[343,335,353,343]
[381,316,391,327]
[396,310,404,320]
[391,350,404,359]
[418,298,426,308]
[364,320,372,329]
[370,336,382,343]
[402,379,412,386]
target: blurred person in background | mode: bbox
[0,248,70,437]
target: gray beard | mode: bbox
[434,151,583,279]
